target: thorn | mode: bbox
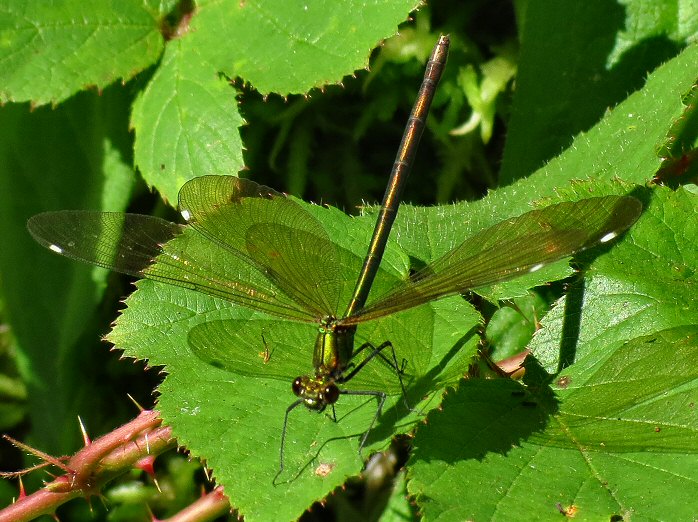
[85,495,94,513]
[135,455,156,475]
[127,394,145,412]
[2,435,71,474]
[0,461,53,479]
[78,416,91,446]
[135,455,160,492]
[18,476,26,499]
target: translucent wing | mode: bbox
[27,210,320,322]
[188,318,410,394]
[342,195,642,325]
[188,319,312,381]
[178,176,348,318]
[28,211,182,277]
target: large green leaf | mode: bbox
[130,43,246,206]
[109,201,479,521]
[189,0,421,95]
[500,0,698,183]
[0,86,136,454]
[408,326,698,521]
[112,38,696,521]
[401,39,698,522]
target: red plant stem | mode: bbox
[68,410,164,477]
[0,411,175,522]
[0,487,80,522]
[161,486,231,522]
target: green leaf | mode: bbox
[0,0,164,105]
[108,203,479,521]
[486,291,550,360]
[105,182,643,519]
[500,0,698,184]
[402,171,698,522]
[0,86,136,453]
[131,43,245,206]
[610,0,698,66]
[190,0,421,95]
[532,187,698,372]
[407,327,698,520]
[132,0,422,203]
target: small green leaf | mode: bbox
[189,0,422,95]
[0,1,164,105]
[131,43,245,206]
[486,292,549,360]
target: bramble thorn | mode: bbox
[127,393,145,412]
[78,416,91,446]
[18,476,26,500]
[135,455,161,492]
[2,435,71,474]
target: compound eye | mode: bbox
[292,377,303,397]
[323,384,339,404]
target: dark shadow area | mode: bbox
[412,371,559,463]
[653,82,698,187]
[0,83,138,459]
[557,276,586,372]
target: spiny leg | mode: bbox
[274,398,303,484]
[340,389,387,454]
[342,341,410,409]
